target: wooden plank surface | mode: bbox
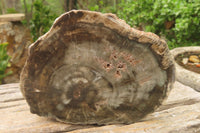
[0,82,200,133]
[0,14,25,22]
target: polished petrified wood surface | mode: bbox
[1,82,200,133]
[20,10,174,125]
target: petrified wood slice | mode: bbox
[20,10,175,125]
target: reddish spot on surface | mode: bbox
[139,76,152,85]
[95,47,142,79]
[73,81,85,100]
[117,63,124,68]
[103,63,113,71]
[196,64,200,67]
[110,50,118,60]
[131,60,141,67]
[117,62,127,71]
[73,88,81,99]
[115,70,122,78]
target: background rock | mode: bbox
[170,46,200,92]
[0,15,32,83]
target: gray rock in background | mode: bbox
[0,14,32,83]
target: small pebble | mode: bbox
[189,55,200,63]
[182,58,188,64]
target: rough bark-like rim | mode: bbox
[170,46,200,92]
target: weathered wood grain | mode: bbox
[0,82,200,133]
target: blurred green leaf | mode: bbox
[0,42,12,84]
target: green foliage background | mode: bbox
[21,0,200,48]
[0,43,12,84]
[88,0,200,49]
[30,0,58,41]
